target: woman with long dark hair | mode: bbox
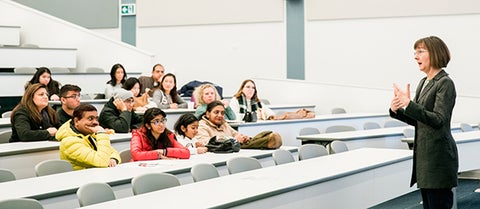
[105,63,128,99]
[152,73,187,109]
[25,67,61,101]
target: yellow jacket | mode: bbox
[56,120,121,170]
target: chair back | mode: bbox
[50,67,70,73]
[325,125,356,133]
[0,130,12,144]
[14,67,36,74]
[329,141,349,154]
[260,99,271,105]
[77,182,116,207]
[227,157,262,174]
[460,123,474,132]
[363,122,381,130]
[0,198,44,209]
[86,67,105,73]
[299,127,320,135]
[403,128,414,138]
[383,120,407,128]
[35,159,73,177]
[119,149,132,163]
[131,173,180,195]
[272,149,295,165]
[331,107,346,114]
[0,168,16,183]
[191,163,220,182]
[298,144,328,160]
[2,111,12,118]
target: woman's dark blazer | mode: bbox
[389,70,458,189]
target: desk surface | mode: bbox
[401,130,480,144]
[79,148,413,209]
[0,146,296,202]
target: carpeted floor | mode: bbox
[369,179,480,209]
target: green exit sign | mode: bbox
[121,4,135,16]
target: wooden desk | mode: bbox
[0,147,297,209]
[297,124,463,150]
[267,104,315,113]
[0,46,76,68]
[0,133,131,179]
[402,131,480,172]
[79,148,413,209]
[236,113,390,147]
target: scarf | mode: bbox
[238,94,261,113]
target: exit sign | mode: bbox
[121,4,136,16]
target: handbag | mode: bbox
[205,136,241,153]
[242,111,257,123]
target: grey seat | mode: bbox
[325,125,356,133]
[260,99,271,105]
[131,173,180,195]
[14,67,36,74]
[119,149,132,163]
[0,130,12,144]
[20,43,39,48]
[0,198,44,209]
[35,159,73,177]
[272,149,295,165]
[77,182,116,207]
[227,157,262,174]
[0,168,16,183]
[191,163,220,182]
[460,123,474,132]
[328,141,349,154]
[363,122,381,130]
[298,144,328,160]
[50,67,70,73]
[384,120,407,128]
[299,127,320,135]
[2,111,12,118]
[331,107,346,114]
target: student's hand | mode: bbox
[195,141,205,147]
[197,147,208,154]
[109,159,118,167]
[50,94,60,101]
[113,98,127,112]
[235,134,249,143]
[169,103,178,109]
[87,125,107,134]
[47,127,58,136]
[221,99,230,107]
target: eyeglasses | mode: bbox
[151,118,167,125]
[64,94,81,99]
[414,49,428,56]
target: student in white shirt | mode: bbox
[174,113,208,155]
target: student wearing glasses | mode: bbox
[56,103,120,170]
[10,83,61,142]
[57,84,82,124]
[98,88,143,133]
[130,108,190,161]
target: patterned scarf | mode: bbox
[238,94,261,113]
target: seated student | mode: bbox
[197,101,282,149]
[57,84,82,124]
[230,79,275,122]
[10,83,61,142]
[122,77,157,112]
[99,88,143,133]
[138,63,165,97]
[193,83,236,120]
[130,108,190,161]
[174,113,207,155]
[25,67,61,101]
[105,63,128,99]
[56,103,120,170]
[152,73,187,109]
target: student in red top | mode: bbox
[130,107,190,161]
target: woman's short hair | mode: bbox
[192,83,221,105]
[414,36,450,69]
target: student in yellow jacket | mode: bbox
[56,103,121,170]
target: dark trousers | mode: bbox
[420,188,453,209]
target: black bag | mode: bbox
[205,136,241,153]
[242,111,257,123]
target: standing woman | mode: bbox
[130,108,190,161]
[25,67,61,101]
[10,83,60,142]
[105,63,128,99]
[152,73,187,109]
[389,36,457,209]
[230,79,275,121]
